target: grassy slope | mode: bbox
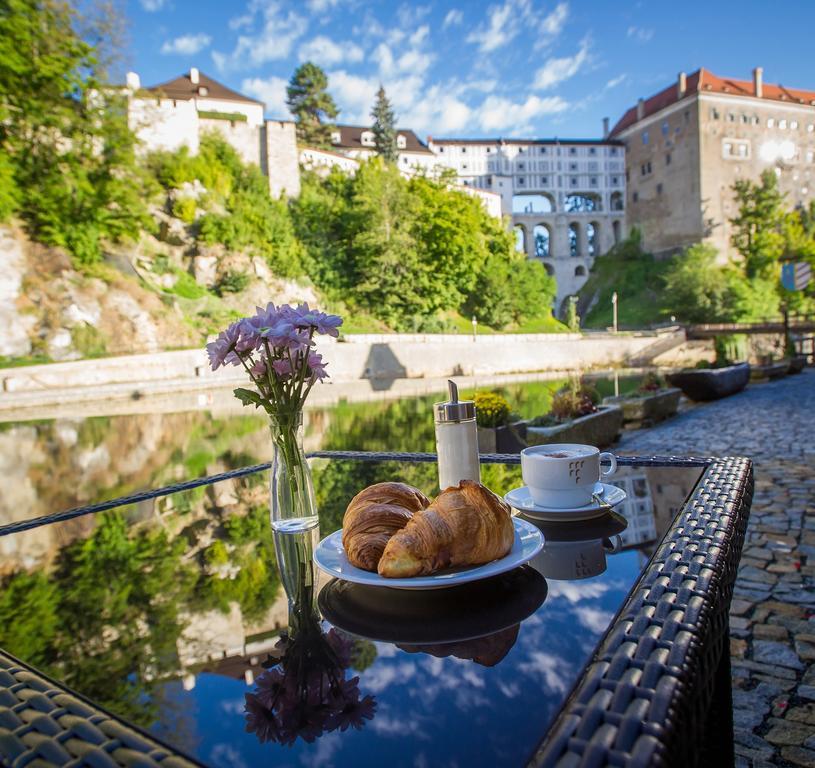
[579,251,675,330]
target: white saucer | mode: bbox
[313,518,543,591]
[504,483,627,521]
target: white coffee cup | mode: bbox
[532,536,622,580]
[520,443,617,508]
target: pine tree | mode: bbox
[286,62,339,148]
[370,85,397,163]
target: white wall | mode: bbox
[130,97,199,154]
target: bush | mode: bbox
[172,197,197,224]
[637,372,665,394]
[474,391,511,428]
[214,269,251,295]
[548,381,599,422]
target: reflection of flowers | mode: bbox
[244,614,376,746]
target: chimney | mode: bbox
[125,71,140,90]
[677,71,687,98]
[636,98,645,121]
[602,117,609,137]
[190,67,200,85]
[753,67,763,98]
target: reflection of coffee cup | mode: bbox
[532,536,621,580]
[520,443,617,508]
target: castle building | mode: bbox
[125,68,300,198]
[610,67,815,258]
[427,137,626,310]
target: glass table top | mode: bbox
[0,457,705,767]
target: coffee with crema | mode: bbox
[520,443,617,508]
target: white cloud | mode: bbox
[241,75,289,117]
[397,4,431,27]
[298,35,363,66]
[474,93,568,132]
[533,37,590,90]
[466,0,531,53]
[307,0,342,12]
[443,9,463,29]
[605,74,626,89]
[326,69,379,123]
[213,1,308,72]
[139,0,165,11]
[410,25,430,46]
[160,33,212,56]
[627,25,654,42]
[540,1,569,36]
[574,606,614,634]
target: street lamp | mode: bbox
[472,315,478,341]
[611,292,618,334]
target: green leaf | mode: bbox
[233,388,265,409]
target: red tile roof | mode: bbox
[609,68,815,137]
[147,71,263,106]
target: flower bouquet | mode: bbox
[244,607,376,746]
[207,302,342,600]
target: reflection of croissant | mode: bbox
[397,624,519,667]
[378,480,514,578]
[342,482,430,571]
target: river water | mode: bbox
[0,370,649,535]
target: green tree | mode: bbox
[370,84,397,163]
[662,243,741,323]
[286,62,339,148]
[731,169,786,278]
[0,0,151,263]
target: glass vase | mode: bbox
[269,413,320,608]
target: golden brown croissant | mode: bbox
[378,480,514,578]
[342,482,430,571]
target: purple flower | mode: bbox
[326,629,353,667]
[206,322,241,371]
[332,694,377,732]
[285,303,343,337]
[272,358,294,378]
[250,302,280,330]
[236,319,263,355]
[254,668,285,709]
[250,358,267,377]
[244,693,280,743]
[307,352,329,383]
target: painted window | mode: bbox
[568,223,579,257]
[534,224,551,258]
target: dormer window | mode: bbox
[397,134,407,149]
[198,86,209,96]
[331,131,341,144]
[361,131,375,147]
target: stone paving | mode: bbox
[619,369,815,768]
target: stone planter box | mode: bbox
[667,362,750,402]
[788,355,807,375]
[750,360,790,381]
[602,388,681,429]
[525,406,623,449]
[477,421,528,454]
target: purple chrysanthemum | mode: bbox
[206,321,241,371]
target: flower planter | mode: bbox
[750,360,790,381]
[602,388,681,429]
[666,362,750,402]
[477,421,528,454]
[789,355,807,375]
[525,406,623,449]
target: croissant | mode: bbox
[342,482,430,571]
[378,480,514,578]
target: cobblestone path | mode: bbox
[619,369,815,768]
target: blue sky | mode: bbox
[126,0,815,139]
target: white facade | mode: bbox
[300,147,360,175]
[428,138,627,312]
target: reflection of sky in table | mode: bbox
[0,461,701,767]
[148,552,640,768]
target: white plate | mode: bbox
[504,483,627,521]
[313,518,544,591]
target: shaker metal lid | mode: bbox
[434,380,476,422]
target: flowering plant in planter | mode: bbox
[207,302,342,601]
